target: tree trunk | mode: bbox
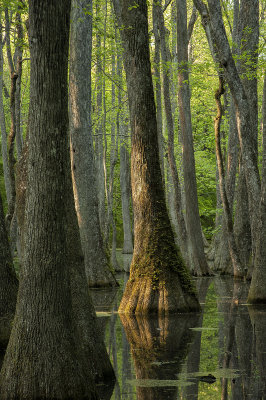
[234,0,259,276]
[0,16,12,207]
[114,0,200,314]
[69,0,117,287]
[0,2,99,397]
[214,76,244,277]
[176,0,209,276]
[0,191,18,347]
[248,72,266,303]
[194,0,261,267]
[153,0,189,268]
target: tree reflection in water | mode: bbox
[120,313,199,400]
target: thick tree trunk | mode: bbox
[0,2,100,397]
[114,0,200,314]
[176,0,209,276]
[69,0,117,287]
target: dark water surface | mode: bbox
[91,253,266,400]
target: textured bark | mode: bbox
[234,0,259,275]
[5,8,17,230]
[14,6,24,158]
[120,141,133,254]
[0,2,100,397]
[0,17,12,207]
[0,192,18,347]
[248,72,266,303]
[69,0,117,287]
[114,0,200,314]
[154,0,189,268]
[214,1,239,274]
[194,0,261,267]
[152,1,165,185]
[95,0,106,235]
[214,77,243,278]
[176,0,209,276]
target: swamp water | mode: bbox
[91,253,266,400]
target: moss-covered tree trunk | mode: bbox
[0,2,99,398]
[114,0,200,314]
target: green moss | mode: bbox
[130,214,197,297]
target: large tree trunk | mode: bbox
[176,0,209,276]
[69,0,117,287]
[0,2,99,397]
[113,0,200,314]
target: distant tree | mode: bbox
[113,0,200,314]
[69,0,118,287]
[0,1,100,397]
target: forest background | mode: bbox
[0,0,266,275]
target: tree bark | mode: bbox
[69,0,117,287]
[214,76,243,278]
[0,16,12,207]
[176,0,209,276]
[153,0,189,268]
[0,2,100,397]
[0,191,18,347]
[114,0,200,314]
[194,0,261,267]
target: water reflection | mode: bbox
[90,271,266,399]
[120,313,199,400]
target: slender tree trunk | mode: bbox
[0,16,12,207]
[0,2,100,397]
[69,0,117,287]
[5,8,17,230]
[194,0,261,267]
[176,0,209,276]
[153,0,189,267]
[0,191,18,347]
[214,76,244,277]
[234,0,259,276]
[113,0,200,314]
[248,72,266,303]
[95,0,106,235]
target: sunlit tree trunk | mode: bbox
[114,0,200,314]
[69,0,117,287]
